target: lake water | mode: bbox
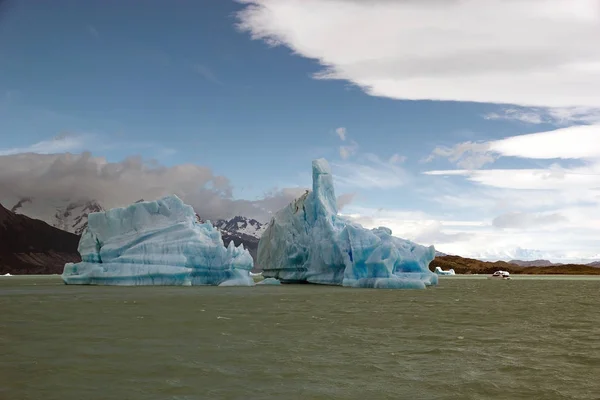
[1,275,600,400]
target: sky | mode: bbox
[1,0,599,262]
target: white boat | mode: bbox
[488,270,511,280]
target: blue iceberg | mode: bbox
[62,195,254,286]
[258,159,438,289]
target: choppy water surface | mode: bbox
[1,275,600,400]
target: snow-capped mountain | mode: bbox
[9,197,103,236]
[10,197,268,241]
[213,216,266,239]
[195,215,267,267]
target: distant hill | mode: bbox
[509,259,557,267]
[431,255,600,275]
[0,203,81,275]
[589,261,600,267]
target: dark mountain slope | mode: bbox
[0,203,80,275]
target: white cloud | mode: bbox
[237,0,600,110]
[488,125,600,160]
[425,166,600,191]
[426,124,600,170]
[335,127,347,141]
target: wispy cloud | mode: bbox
[333,126,358,159]
[330,127,409,187]
[0,133,96,156]
[335,127,347,141]
[483,107,600,125]
[389,153,406,164]
[0,89,20,110]
[333,153,409,189]
[339,140,358,159]
[87,24,100,39]
[193,64,223,85]
[484,108,545,124]
[424,141,496,170]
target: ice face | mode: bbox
[258,159,438,289]
[62,195,254,286]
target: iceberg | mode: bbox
[257,159,438,289]
[434,266,456,276]
[62,195,254,286]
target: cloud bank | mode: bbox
[237,0,600,109]
[0,152,307,222]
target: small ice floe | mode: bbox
[434,267,456,276]
[217,316,231,320]
[1,273,13,277]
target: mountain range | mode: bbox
[509,259,600,267]
[10,197,103,236]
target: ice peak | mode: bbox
[311,158,337,217]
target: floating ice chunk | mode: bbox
[258,159,437,289]
[257,277,282,285]
[62,195,254,286]
[1,273,12,277]
[434,266,456,276]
